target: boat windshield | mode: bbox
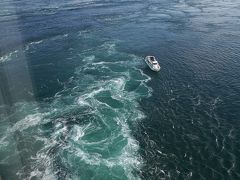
[153,62,158,65]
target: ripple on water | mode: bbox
[0,37,151,180]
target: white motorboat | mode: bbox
[145,56,160,72]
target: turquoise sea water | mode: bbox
[0,0,240,179]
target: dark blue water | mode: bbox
[0,0,240,179]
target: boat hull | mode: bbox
[145,57,160,72]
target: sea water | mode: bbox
[0,0,240,179]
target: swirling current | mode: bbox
[0,0,240,180]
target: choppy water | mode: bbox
[1,0,240,179]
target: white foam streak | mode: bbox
[77,97,90,106]
[0,49,19,63]
[71,125,85,141]
[82,55,95,62]
[11,113,45,132]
